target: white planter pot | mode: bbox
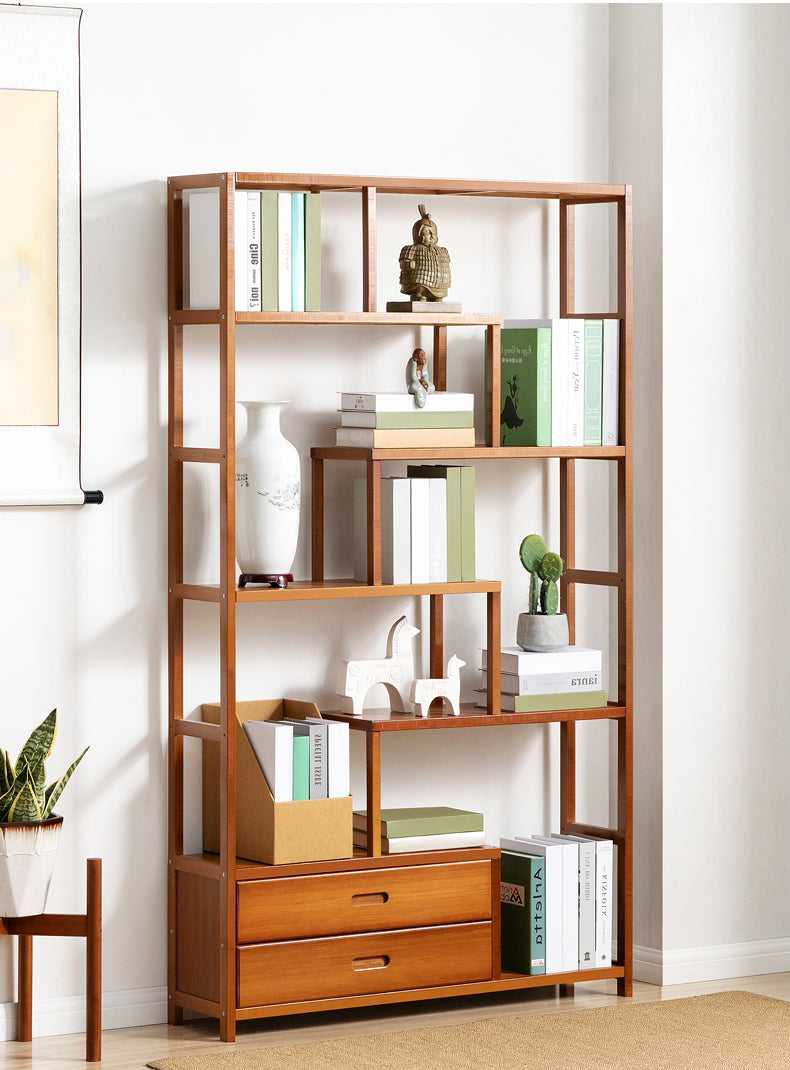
[235,400,301,582]
[0,816,63,917]
[516,612,570,652]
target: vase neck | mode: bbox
[240,400,289,436]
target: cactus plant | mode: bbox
[0,709,88,823]
[519,534,564,615]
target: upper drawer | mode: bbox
[237,859,494,943]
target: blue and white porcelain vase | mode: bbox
[235,401,300,579]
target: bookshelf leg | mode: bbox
[17,933,33,1042]
[86,858,102,1061]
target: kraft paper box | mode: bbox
[202,699,353,866]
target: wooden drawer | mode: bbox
[237,859,494,943]
[238,921,493,1007]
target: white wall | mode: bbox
[1,2,616,1036]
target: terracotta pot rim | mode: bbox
[0,814,63,830]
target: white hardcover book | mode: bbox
[304,717,350,798]
[567,319,585,447]
[550,318,569,446]
[185,189,219,310]
[481,646,603,674]
[246,191,261,312]
[381,477,411,584]
[339,391,475,413]
[290,191,305,313]
[243,719,293,802]
[352,477,367,582]
[277,191,292,311]
[602,318,620,447]
[551,834,596,968]
[530,836,579,972]
[282,718,328,799]
[426,477,447,582]
[500,836,563,974]
[593,838,614,967]
[481,668,602,695]
[409,477,430,584]
[234,191,247,312]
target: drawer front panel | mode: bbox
[238,921,493,1007]
[237,860,493,943]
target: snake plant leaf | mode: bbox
[7,775,43,822]
[42,746,89,819]
[0,782,15,822]
[14,708,57,779]
[0,748,12,795]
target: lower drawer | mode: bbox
[238,921,493,1007]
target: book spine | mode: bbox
[504,690,607,713]
[577,840,596,967]
[500,852,546,975]
[426,477,448,582]
[583,319,603,446]
[481,669,602,694]
[308,721,328,799]
[277,191,292,311]
[602,318,620,446]
[409,477,430,584]
[481,648,603,674]
[304,192,321,312]
[260,191,278,311]
[290,192,305,313]
[247,191,262,313]
[550,318,569,446]
[567,319,585,447]
[352,477,367,583]
[326,720,350,799]
[381,477,411,584]
[234,191,247,311]
[460,466,476,581]
[595,840,614,967]
[291,734,309,800]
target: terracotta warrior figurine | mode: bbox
[398,204,451,302]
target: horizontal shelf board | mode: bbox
[312,445,626,461]
[236,311,499,326]
[322,702,626,731]
[176,848,501,880]
[235,579,500,601]
[171,446,222,464]
[171,719,221,742]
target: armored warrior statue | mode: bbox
[398,204,452,302]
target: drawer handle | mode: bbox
[352,891,389,906]
[353,955,390,972]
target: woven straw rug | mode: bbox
[147,991,790,1070]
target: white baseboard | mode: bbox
[634,937,790,987]
[0,985,167,1040]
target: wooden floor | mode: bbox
[5,973,790,1069]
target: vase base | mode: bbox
[238,573,294,589]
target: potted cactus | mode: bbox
[0,709,88,917]
[516,533,570,651]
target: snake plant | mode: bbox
[0,709,88,823]
[519,533,564,615]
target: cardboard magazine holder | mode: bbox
[202,699,353,865]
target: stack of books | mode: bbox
[476,645,606,712]
[244,716,349,802]
[499,832,613,975]
[335,391,475,449]
[353,466,475,584]
[496,318,619,448]
[353,806,486,854]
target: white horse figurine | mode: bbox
[337,615,420,717]
[410,655,466,718]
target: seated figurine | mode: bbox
[398,204,451,302]
[406,347,435,408]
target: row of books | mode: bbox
[500,833,614,975]
[476,645,606,712]
[498,318,619,448]
[353,806,485,854]
[244,716,349,802]
[234,189,321,313]
[353,466,476,584]
[335,390,476,449]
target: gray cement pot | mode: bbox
[516,612,570,652]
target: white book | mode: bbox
[352,477,367,582]
[481,646,603,674]
[381,477,410,584]
[567,319,585,447]
[358,829,487,854]
[409,477,430,584]
[243,719,293,802]
[602,318,620,447]
[529,836,579,972]
[481,668,602,695]
[246,191,261,312]
[550,318,569,446]
[185,189,219,310]
[290,192,305,313]
[500,836,563,974]
[304,717,350,798]
[426,477,448,582]
[281,718,328,799]
[277,191,292,311]
[591,837,614,967]
[234,191,247,312]
[339,391,474,413]
[551,834,596,968]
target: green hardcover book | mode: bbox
[500,851,546,975]
[459,465,476,581]
[260,190,278,311]
[407,465,462,582]
[500,324,552,447]
[341,410,474,429]
[352,805,484,838]
[502,689,608,713]
[304,192,321,312]
[291,733,310,800]
[583,319,603,446]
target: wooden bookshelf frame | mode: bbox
[167,172,633,1040]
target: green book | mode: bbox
[500,324,552,447]
[260,190,278,311]
[500,851,546,975]
[501,689,608,713]
[583,319,603,446]
[304,192,321,312]
[291,734,310,800]
[459,465,476,581]
[341,410,474,429]
[407,465,462,582]
[352,805,484,838]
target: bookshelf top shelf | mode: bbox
[321,703,627,733]
[311,445,627,461]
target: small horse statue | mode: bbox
[337,615,420,716]
[410,655,466,718]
